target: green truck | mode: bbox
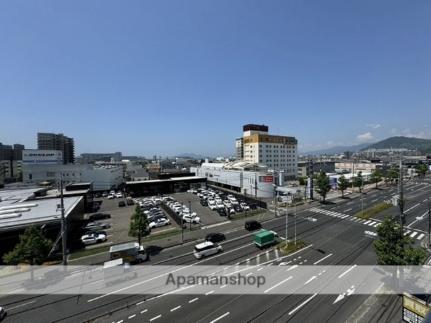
[254,229,276,248]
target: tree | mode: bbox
[385,168,399,186]
[338,175,349,198]
[416,164,428,178]
[315,171,331,203]
[353,171,364,193]
[373,216,427,265]
[370,169,383,189]
[129,205,149,245]
[298,176,307,186]
[3,226,52,265]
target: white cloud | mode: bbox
[366,123,381,129]
[357,132,374,142]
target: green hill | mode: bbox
[363,136,431,154]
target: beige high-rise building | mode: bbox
[236,124,298,180]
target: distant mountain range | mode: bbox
[361,136,431,153]
[302,143,370,155]
[302,136,431,156]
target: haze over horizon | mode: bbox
[1,1,430,156]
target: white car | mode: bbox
[149,218,170,228]
[183,214,200,224]
[215,197,223,204]
[224,200,232,208]
[208,200,218,210]
[194,241,223,259]
[240,203,250,211]
[115,192,123,198]
[216,202,224,209]
[81,233,107,245]
[107,194,115,199]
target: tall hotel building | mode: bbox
[235,124,298,180]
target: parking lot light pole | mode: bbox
[428,205,430,247]
[189,201,192,231]
[294,201,297,246]
[285,201,288,247]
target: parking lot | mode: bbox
[81,195,178,249]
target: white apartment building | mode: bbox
[236,124,298,180]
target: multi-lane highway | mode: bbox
[1,178,430,323]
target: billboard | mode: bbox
[403,293,431,323]
[259,176,273,183]
[23,149,63,165]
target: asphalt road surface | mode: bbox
[1,178,430,323]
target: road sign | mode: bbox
[403,293,431,323]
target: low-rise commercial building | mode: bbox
[22,164,123,191]
[297,160,335,178]
[191,161,275,198]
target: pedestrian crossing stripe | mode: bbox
[417,233,425,240]
[410,231,418,238]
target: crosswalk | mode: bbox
[308,207,426,241]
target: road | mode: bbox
[1,179,430,323]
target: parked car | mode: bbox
[0,307,6,321]
[81,233,107,245]
[102,192,108,197]
[233,204,242,213]
[208,200,218,210]
[216,208,228,217]
[183,214,200,224]
[244,220,261,231]
[118,201,126,207]
[126,197,134,205]
[200,199,208,207]
[149,217,170,228]
[107,194,115,199]
[240,202,250,211]
[193,241,222,259]
[89,213,111,221]
[115,192,123,198]
[84,222,111,230]
[205,232,226,243]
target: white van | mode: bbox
[193,241,222,259]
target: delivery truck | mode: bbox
[254,229,276,248]
[109,242,149,263]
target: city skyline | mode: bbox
[1,1,430,156]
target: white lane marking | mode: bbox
[417,233,425,240]
[264,276,293,293]
[117,320,123,323]
[344,208,352,212]
[371,198,378,203]
[88,241,255,302]
[287,265,298,272]
[220,285,227,289]
[405,203,420,213]
[275,248,280,259]
[288,293,318,315]
[246,272,253,277]
[256,254,260,265]
[364,220,371,225]
[171,305,181,312]
[128,314,136,319]
[410,231,418,238]
[5,300,36,311]
[150,315,162,322]
[189,297,199,303]
[313,253,333,265]
[266,250,270,260]
[136,300,146,306]
[257,267,264,272]
[140,309,148,314]
[201,221,231,229]
[210,312,230,323]
[338,265,357,279]
[206,290,215,295]
[304,276,317,285]
[368,221,376,227]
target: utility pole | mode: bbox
[60,176,67,266]
[285,201,288,247]
[294,201,297,245]
[308,159,314,200]
[428,205,430,247]
[398,159,405,232]
[189,201,192,230]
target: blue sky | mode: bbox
[0,1,430,156]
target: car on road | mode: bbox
[205,232,226,243]
[245,220,261,231]
[183,214,200,224]
[115,192,123,198]
[0,307,6,321]
[149,217,170,228]
[107,194,115,199]
[102,192,108,197]
[88,213,111,221]
[118,201,126,207]
[81,232,107,245]
[193,241,223,259]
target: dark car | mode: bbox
[245,220,261,231]
[216,208,227,217]
[200,199,208,207]
[205,232,226,243]
[126,199,134,205]
[88,213,111,221]
[249,203,258,210]
[233,204,242,213]
[118,201,126,207]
